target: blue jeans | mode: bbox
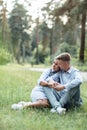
[43,86,81,108]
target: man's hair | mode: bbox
[56,52,71,61]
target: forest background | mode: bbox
[0,0,87,70]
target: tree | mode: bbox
[53,0,87,62]
[1,5,8,41]
[79,0,87,62]
[42,1,65,58]
[21,31,31,63]
[31,21,50,64]
[40,22,50,53]
[9,3,29,63]
[42,0,87,62]
[0,0,8,42]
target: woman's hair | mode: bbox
[56,52,71,61]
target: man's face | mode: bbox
[52,59,60,72]
[58,60,67,70]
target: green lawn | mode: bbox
[0,64,87,130]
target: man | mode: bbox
[43,52,83,114]
[11,57,60,110]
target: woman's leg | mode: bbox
[24,99,50,108]
[11,99,50,110]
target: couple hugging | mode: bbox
[11,52,83,115]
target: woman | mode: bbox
[11,57,60,110]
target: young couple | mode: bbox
[11,52,83,115]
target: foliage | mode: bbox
[21,31,31,57]
[84,47,87,61]
[32,44,50,64]
[31,21,50,64]
[59,42,77,57]
[44,56,51,65]
[42,0,87,62]
[39,22,50,47]
[29,56,36,66]
[1,0,86,64]
[0,48,12,65]
[9,4,28,40]
[51,42,77,60]
[8,3,30,63]
[0,65,87,130]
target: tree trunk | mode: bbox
[49,28,53,63]
[13,39,21,64]
[22,43,25,63]
[79,12,86,62]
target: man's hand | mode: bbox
[48,82,58,88]
[54,83,65,91]
[47,79,65,91]
[48,78,58,88]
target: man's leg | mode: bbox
[59,87,80,108]
[43,87,66,114]
[43,87,61,108]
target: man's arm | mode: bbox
[40,78,58,88]
[63,71,83,90]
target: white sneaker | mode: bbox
[18,101,26,105]
[23,102,32,107]
[56,107,66,115]
[11,104,23,110]
[18,101,32,106]
[50,108,56,113]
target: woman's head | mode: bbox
[52,58,60,72]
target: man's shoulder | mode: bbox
[69,66,80,73]
[71,66,79,71]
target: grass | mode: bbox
[0,64,87,130]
